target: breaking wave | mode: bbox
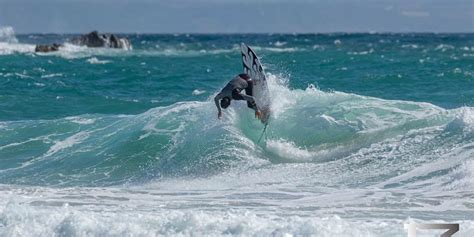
[0,74,472,190]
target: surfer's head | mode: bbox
[220,97,231,109]
[238,73,251,80]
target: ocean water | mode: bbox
[0,26,473,236]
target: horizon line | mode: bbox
[16,31,474,35]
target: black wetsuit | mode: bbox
[214,75,257,114]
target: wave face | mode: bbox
[0,74,473,188]
[0,27,473,236]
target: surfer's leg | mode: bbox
[232,89,257,111]
[231,89,245,100]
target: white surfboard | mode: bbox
[240,43,271,124]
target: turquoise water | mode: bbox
[0,27,473,236]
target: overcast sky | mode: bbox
[0,0,472,33]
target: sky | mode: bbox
[0,0,472,33]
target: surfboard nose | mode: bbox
[240,43,271,124]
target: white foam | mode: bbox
[192,89,206,95]
[153,47,236,57]
[435,44,455,52]
[312,44,325,50]
[377,144,472,190]
[266,139,314,161]
[39,43,128,59]
[41,73,63,78]
[45,132,89,157]
[252,46,302,52]
[0,26,35,55]
[274,41,287,47]
[13,73,32,79]
[0,201,403,237]
[348,48,374,55]
[141,102,204,137]
[119,38,132,50]
[0,26,18,43]
[320,114,339,124]
[65,116,96,125]
[401,44,419,49]
[0,136,50,151]
[86,57,111,64]
[0,42,35,55]
[458,107,474,123]
[450,107,474,133]
[1,185,473,237]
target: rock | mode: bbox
[34,31,132,53]
[71,31,131,50]
[35,43,61,53]
[71,31,104,47]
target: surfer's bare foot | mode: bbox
[218,111,222,119]
[255,110,262,119]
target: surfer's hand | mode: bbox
[218,111,222,119]
[255,110,262,119]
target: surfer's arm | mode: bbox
[214,93,223,116]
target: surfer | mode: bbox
[214,73,262,119]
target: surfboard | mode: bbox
[240,43,271,124]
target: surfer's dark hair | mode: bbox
[220,97,231,109]
[239,73,250,80]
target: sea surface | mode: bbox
[0,26,473,236]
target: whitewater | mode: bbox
[0,27,473,236]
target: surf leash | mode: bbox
[257,122,268,144]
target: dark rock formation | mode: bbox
[72,31,104,47]
[70,31,131,49]
[34,31,132,53]
[35,43,61,53]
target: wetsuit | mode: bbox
[214,75,258,114]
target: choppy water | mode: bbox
[0,26,473,236]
